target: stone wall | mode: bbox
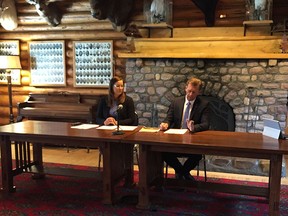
[125,58,288,176]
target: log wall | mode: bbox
[0,0,287,125]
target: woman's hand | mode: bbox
[104,117,117,126]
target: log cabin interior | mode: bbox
[0,0,287,126]
[0,0,287,124]
[1,0,288,210]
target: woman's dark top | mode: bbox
[95,95,136,126]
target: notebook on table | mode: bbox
[263,118,287,139]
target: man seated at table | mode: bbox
[159,77,210,181]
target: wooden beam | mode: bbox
[118,36,288,59]
[174,27,243,37]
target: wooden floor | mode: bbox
[41,146,288,185]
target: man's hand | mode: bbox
[187,120,195,132]
[159,122,168,131]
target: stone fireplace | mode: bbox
[125,58,288,176]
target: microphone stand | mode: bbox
[112,108,124,135]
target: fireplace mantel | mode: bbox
[118,36,288,59]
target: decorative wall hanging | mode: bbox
[0,40,21,85]
[73,41,113,87]
[143,0,173,25]
[245,0,272,21]
[29,41,65,86]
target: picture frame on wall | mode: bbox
[0,40,21,85]
[28,41,66,86]
[73,40,113,87]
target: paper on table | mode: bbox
[139,127,160,133]
[97,125,117,130]
[97,125,138,131]
[71,124,99,129]
[119,126,138,131]
[164,129,188,134]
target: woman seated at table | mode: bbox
[96,76,136,126]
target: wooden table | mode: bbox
[0,120,136,204]
[123,130,288,216]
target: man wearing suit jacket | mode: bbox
[160,77,210,180]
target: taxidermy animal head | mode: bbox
[0,0,18,30]
[89,0,134,32]
[191,0,219,27]
[26,0,62,27]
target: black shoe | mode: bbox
[183,173,195,181]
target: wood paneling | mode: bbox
[0,0,287,125]
[173,0,246,27]
[273,0,288,25]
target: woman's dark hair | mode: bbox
[108,76,125,107]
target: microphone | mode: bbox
[112,104,124,135]
[117,104,123,111]
[113,104,123,115]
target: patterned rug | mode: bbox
[0,163,288,216]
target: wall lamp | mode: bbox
[0,55,22,123]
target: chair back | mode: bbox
[199,95,235,131]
